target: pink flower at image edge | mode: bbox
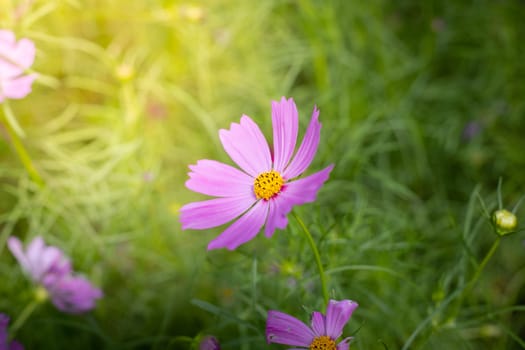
[266,299,358,350]
[7,236,102,314]
[0,313,24,350]
[0,29,36,102]
[199,335,220,350]
[180,97,334,250]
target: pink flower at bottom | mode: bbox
[7,236,102,314]
[0,313,24,350]
[199,335,220,350]
[266,299,358,350]
[0,30,37,102]
[180,97,333,250]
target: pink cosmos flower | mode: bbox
[43,273,104,314]
[7,236,103,314]
[180,97,334,250]
[266,299,358,350]
[199,335,220,350]
[0,30,36,102]
[0,313,23,350]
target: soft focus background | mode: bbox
[1,0,525,349]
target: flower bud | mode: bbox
[492,209,517,236]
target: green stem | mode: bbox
[2,105,44,187]
[452,237,501,319]
[465,237,501,295]
[9,298,41,338]
[3,102,25,138]
[292,212,329,306]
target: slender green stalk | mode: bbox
[3,102,25,138]
[415,237,502,348]
[292,212,329,306]
[451,237,501,320]
[2,106,44,187]
[168,336,193,346]
[9,299,40,338]
[465,237,501,296]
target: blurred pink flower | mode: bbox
[0,30,36,102]
[8,236,102,314]
[0,313,24,350]
[180,97,334,250]
[266,299,358,350]
[462,120,482,140]
[199,335,220,350]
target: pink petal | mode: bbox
[0,31,18,77]
[219,115,271,177]
[35,246,62,280]
[2,74,36,99]
[180,195,255,230]
[0,61,22,78]
[283,106,321,179]
[9,340,24,350]
[38,246,71,279]
[310,311,326,336]
[279,165,334,206]
[0,313,24,350]
[48,275,103,314]
[272,97,298,172]
[0,31,35,78]
[185,159,253,197]
[325,300,358,339]
[0,30,16,44]
[264,196,292,238]
[12,38,36,69]
[8,236,71,283]
[0,313,9,341]
[25,236,43,255]
[27,237,68,282]
[199,335,220,350]
[266,310,314,346]
[25,236,45,277]
[337,337,353,350]
[207,200,268,250]
[7,237,30,274]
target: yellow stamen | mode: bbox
[253,170,283,200]
[309,335,337,350]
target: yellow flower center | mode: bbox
[309,335,337,350]
[253,170,284,200]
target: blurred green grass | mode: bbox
[1,0,524,349]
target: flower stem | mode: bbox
[9,298,40,338]
[3,101,25,138]
[465,237,501,295]
[451,237,501,320]
[2,104,44,187]
[292,212,329,306]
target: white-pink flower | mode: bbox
[8,236,102,314]
[0,30,36,102]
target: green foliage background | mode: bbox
[0,0,524,349]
